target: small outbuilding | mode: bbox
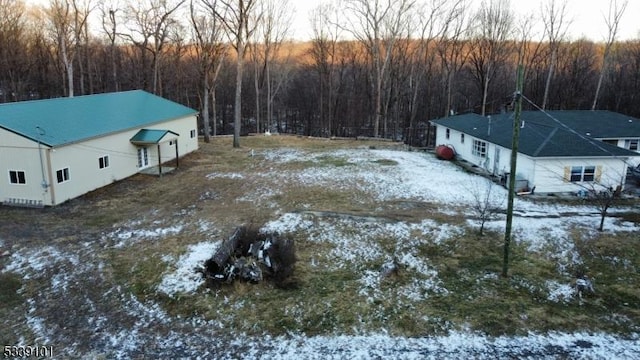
[0,90,199,207]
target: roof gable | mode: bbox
[431,112,638,158]
[0,90,197,147]
[130,129,179,145]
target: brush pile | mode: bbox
[196,226,296,287]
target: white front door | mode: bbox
[137,147,149,168]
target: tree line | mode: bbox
[1,0,638,146]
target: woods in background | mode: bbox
[1,0,639,144]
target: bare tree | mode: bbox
[309,2,345,137]
[592,0,628,110]
[191,0,227,142]
[0,0,28,102]
[47,0,77,97]
[209,0,260,147]
[468,177,504,236]
[343,0,415,138]
[99,0,121,92]
[253,0,292,133]
[122,0,185,95]
[540,0,570,110]
[514,11,545,86]
[404,0,452,138]
[436,0,471,117]
[468,0,515,116]
[71,0,94,95]
[248,0,291,134]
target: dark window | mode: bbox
[9,170,26,184]
[583,166,596,182]
[99,155,110,169]
[570,166,583,182]
[190,129,196,138]
[445,128,450,140]
[460,133,465,144]
[56,168,70,183]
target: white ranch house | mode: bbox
[0,90,198,207]
[431,111,640,194]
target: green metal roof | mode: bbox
[431,112,638,158]
[130,129,179,144]
[0,90,197,147]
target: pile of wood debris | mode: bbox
[196,226,296,286]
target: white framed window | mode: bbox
[56,168,70,183]
[99,155,110,169]
[445,128,450,140]
[137,147,149,168]
[472,139,487,158]
[190,129,196,138]
[169,140,175,146]
[460,133,465,144]
[626,139,639,151]
[569,166,597,182]
[9,170,26,184]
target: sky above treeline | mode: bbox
[291,0,640,41]
[24,0,640,42]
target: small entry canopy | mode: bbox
[130,129,178,145]
[130,129,180,176]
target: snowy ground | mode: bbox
[3,145,639,358]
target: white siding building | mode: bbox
[431,111,639,194]
[0,90,198,206]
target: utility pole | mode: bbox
[502,64,523,277]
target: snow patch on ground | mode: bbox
[105,224,184,248]
[157,241,221,297]
[262,148,307,163]
[547,280,576,303]
[3,246,79,279]
[262,213,315,234]
[206,172,245,180]
[249,331,640,359]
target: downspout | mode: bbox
[35,126,49,190]
[36,126,53,205]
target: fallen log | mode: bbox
[211,226,245,269]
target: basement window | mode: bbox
[99,155,110,169]
[9,170,26,184]
[56,168,70,183]
[472,139,487,158]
